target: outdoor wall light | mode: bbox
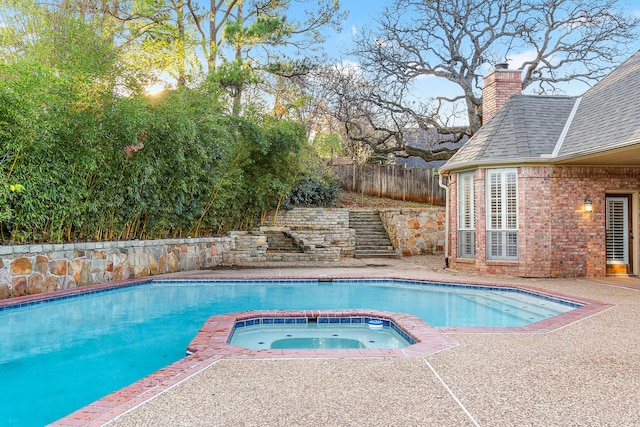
[584,196,593,212]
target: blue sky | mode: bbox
[313,0,640,101]
[170,0,640,101]
[325,0,640,60]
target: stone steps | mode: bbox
[264,231,303,253]
[349,210,397,258]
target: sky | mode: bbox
[281,0,640,131]
[147,0,640,100]
[326,0,640,59]
[315,0,640,99]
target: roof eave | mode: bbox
[440,137,640,175]
[440,157,557,175]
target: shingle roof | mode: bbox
[559,52,640,157]
[442,50,640,173]
[442,95,576,171]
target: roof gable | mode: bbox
[443,95,576,170]
[558,52,640,157]
[442,50,640,173]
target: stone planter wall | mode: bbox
[267,208,350,230]
[267,208,355,258]
[222,231,269,265]
[221,228,344,265]
[380,208,446,256]
[0,238,231,300]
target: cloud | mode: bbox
[334,59,364,75]
[413,73,436,81]
[505,50,539,70]
[351,25,359,37]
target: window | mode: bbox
[486,169,518,260]
[457,172,475,257]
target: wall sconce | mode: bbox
[583,196,593,213]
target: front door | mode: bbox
[606,196,633,275]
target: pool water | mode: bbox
[0,278,578,426]
[230,323,412,350]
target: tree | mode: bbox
[0,0,344,243]
[199,0,346,72]
[320,0,640,162]
[113,0,346,113]
[0,0,119,71]
[116,0,205,89]
[199,0,347,114]
[1,0,347,110]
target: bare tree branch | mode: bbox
[312,0,638,163]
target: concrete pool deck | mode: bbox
[55,255,640,426]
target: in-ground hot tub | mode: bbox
[229,316,414,350]
[186,309,458,358]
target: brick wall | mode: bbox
[448,166,640,278]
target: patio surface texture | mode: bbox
[61,255,640,426]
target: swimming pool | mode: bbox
[0,278,580,426]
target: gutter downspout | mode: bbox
[438,172,450,268]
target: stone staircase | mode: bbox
[349,210,397,258]
[264,230,303,253]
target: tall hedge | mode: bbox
[0,62,309,243]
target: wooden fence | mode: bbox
[331,164,446,206]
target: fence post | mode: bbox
[402,166,406,202]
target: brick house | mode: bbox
[439,51,640,278]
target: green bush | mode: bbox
[0,12,328,243]
[282,175,340,209]
[0,59,320,243]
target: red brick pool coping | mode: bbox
[2,276,609,427]
[186,309,458,359]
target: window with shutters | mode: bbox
[486,169,518,260]
[457,172,475,257]
[606,197,628,264]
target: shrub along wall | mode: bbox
[0,63,311,245]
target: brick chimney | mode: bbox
[482,63,522,124]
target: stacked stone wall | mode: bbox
[379,208,446,256]
[0,238,231,300]
[222,231,269,264]
[0,207,448,300]
[268,208,350,230]
[221,209,355,265]
[269,208,355,258]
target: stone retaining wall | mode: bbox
[0,207,446,300]
[222,231,269,265]
[380,208,446,256]
[222,209,356,265]
[268,208,350,230]
[0,238,231,300]
[269,208,355,258]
